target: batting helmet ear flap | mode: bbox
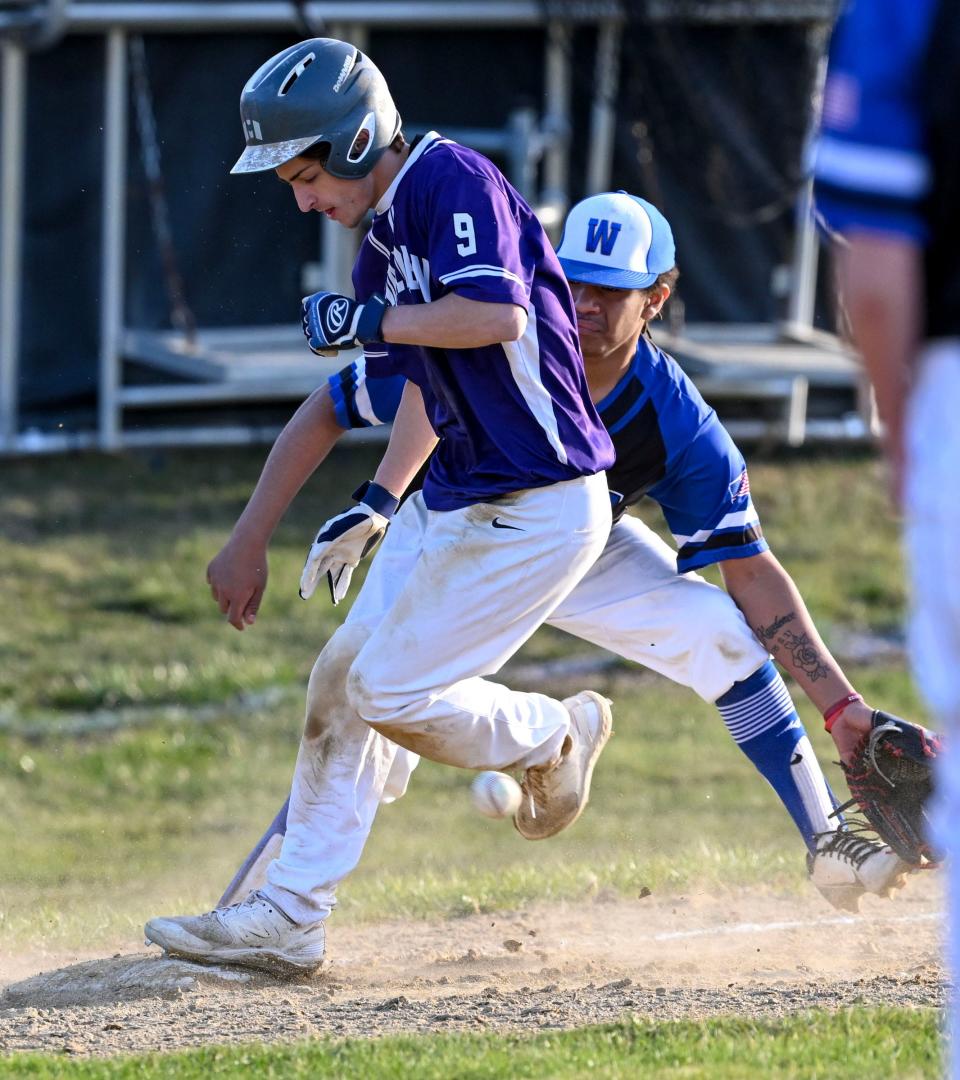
[231,38,402,178]
[346,114,377,166]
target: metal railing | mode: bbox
[0,2,855,456]
[0,2,624,454]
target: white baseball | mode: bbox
[470,770,523,819]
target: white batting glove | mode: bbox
[299,481,400,605]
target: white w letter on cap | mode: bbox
[585,218,621,257]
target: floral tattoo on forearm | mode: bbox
[780,629,828,683]
[754,612,829,684]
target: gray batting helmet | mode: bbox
[230,38,402,178]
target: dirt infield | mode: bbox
[0,875,946,1058]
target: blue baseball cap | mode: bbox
[557,191,675,290]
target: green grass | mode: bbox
[0,661,926,949]
[0,1009,941,1078]
[0,445,906,720]
[0,447,938,1073]
[0,446,926,950]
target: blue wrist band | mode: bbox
[352,479,399,518]
[356,294,387,343]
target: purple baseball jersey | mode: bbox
[352,132,614,510]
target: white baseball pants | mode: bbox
[548,513,767,702]
[266,473,612,921]
[376,514,766,805]
[266,479,770,924]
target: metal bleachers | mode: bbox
[0,2,869,454]
[0,2,625,453]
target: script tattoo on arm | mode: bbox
[755,611,796,645]
[754,610,829,684]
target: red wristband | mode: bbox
[823,693,863,733]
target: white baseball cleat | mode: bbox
[808,830,912,912]
[514,690,612,841]
[144,890,325,977]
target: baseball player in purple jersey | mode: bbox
[146,174,914,975]
[214,193,912,921]
[144,38,615,975]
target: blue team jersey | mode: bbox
[813,0,938,242]
[351,132,614,511]
[597,336,767,572]
[328,334,767,574]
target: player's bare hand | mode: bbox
[829,701,874,765]
[207,538,268,631]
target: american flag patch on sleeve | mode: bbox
[673,469,765,572]
[730,469,750,499]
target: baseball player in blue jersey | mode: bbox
[146,176,915,976]
[814,0,958,1071]
[144,38,616,975]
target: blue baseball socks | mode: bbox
[715,660,839,853]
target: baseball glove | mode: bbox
[838,710,943,866]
